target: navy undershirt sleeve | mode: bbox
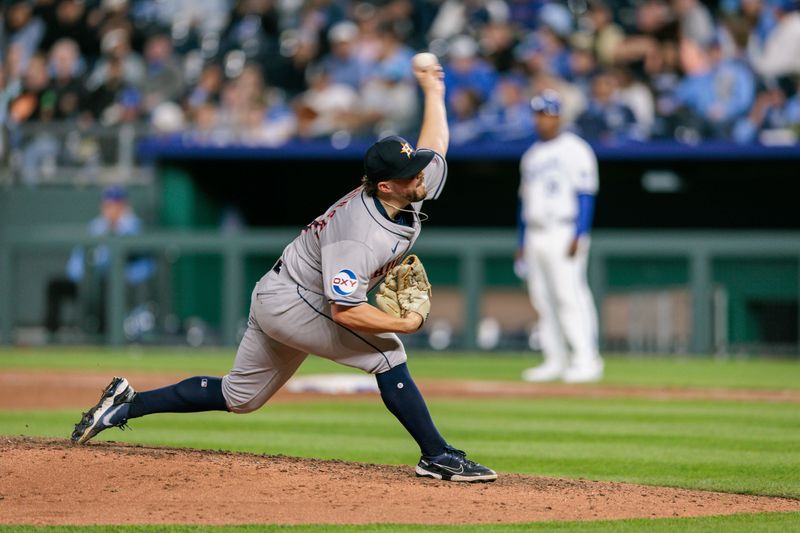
[575,193,596,237]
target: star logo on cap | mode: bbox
[400,142,413,158]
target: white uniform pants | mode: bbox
[524,224,600,369]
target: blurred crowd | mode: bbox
[2,0,800,155]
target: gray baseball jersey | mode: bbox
[221,151,447,413]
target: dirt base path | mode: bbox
[1,437,799,526]
[2,370,800,411]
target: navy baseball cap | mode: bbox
[364,136,435,182]
[530,90,562,116]
[102,185,128,201]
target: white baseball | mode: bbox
[412,52,439,70]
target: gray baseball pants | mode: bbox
[221,264,407,413]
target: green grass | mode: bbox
[2,513,800,532]
[2,347,799,390]
[2,348,799,530]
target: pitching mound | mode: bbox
[2,437,799,526]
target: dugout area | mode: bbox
[2,146,798,352]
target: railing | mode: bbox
[1,122,153,187]
[2,227,800,353]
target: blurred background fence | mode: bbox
[2,127,799,356]
[3,226,800,355]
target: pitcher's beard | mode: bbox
[382,183,430,223]
[402,185,426,204]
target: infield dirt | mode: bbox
[2,436,800,526]
[3,369,800,410]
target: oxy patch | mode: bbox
[332,269,359,296]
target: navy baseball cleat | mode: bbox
[71,377,136,444]
[416,446,497,482]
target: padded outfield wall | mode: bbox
[141,140,800,352]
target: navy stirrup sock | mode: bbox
[127,376,229,419]
[375,363,447,457]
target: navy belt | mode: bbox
[272,259,283,274]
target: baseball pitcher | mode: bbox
[71,60,496,482]
[517,90,604,383]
